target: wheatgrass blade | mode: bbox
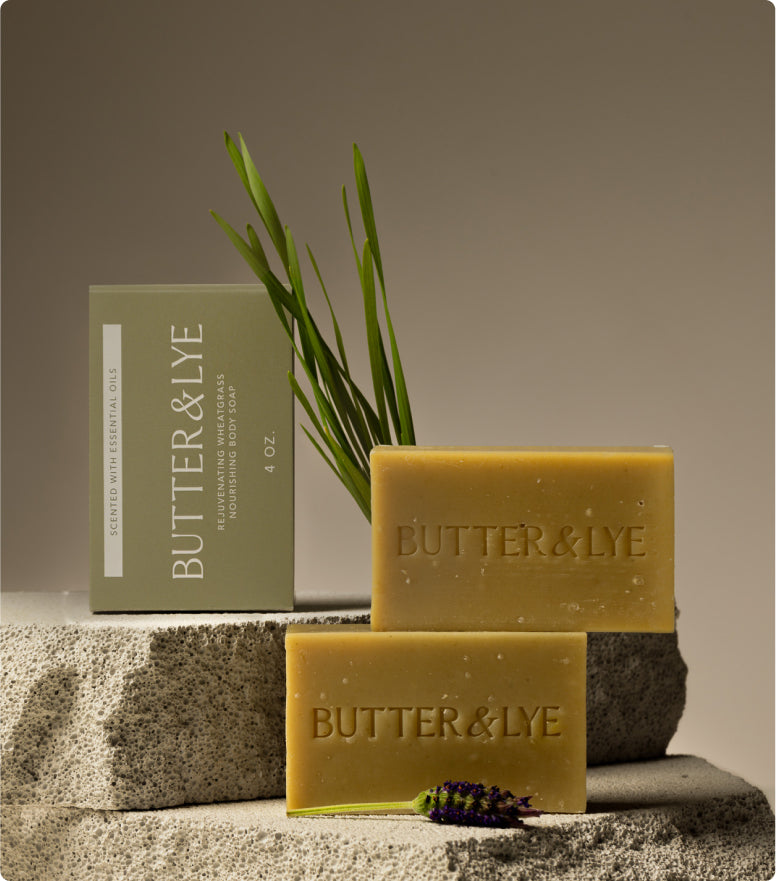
[360,242,390,440]
[301,427,371,521]
[288,370,342,466]
[246,224,271,273]
[291,329,365,481]
[238,134,289,268]
[314,397,371,513]
[353,145,384,287]
[307,246,373,467]
[323,428,371,517]
[341,186,393,446]
[342,186,363,275]
[285,227,368,465]
[377,336,402,439]
[354,151,414,444]
[286,229,347,413]
[347,376,385,444]
[352,149,412,444]
[344,184,402,440]
[283,226,322,387]
[223,132,256,212]
[306,247,350,375]
[213,134,417,519]
[288,372,370,518]
[289,371,371,518]
[380,293,415,444]
[210,212,267,281]
[228,237,296,337]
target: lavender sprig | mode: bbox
[416,781,542,828]
[287,780,541,828]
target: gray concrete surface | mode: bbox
[2,757,773,881]
[2,592,686,810]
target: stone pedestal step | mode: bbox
[2,757,773,881]
[2,592,686,810]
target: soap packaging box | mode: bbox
[89,284,293,611]
[371,446,674,632]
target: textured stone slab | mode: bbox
[1,592,369,811]
[2,757,773,881]
[586,627,686,765]
[1,592,686,810]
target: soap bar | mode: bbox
[371,446,674,632]
[285,625,586,813]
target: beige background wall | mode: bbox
[2,0,773,802]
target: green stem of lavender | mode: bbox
[287,801,413,817]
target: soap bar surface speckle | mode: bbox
[371,446,674,632]
[286,626,586,814]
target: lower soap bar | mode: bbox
[285,626,586,813]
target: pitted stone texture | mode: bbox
[587,629,686,765]
[1,593,368,810]
[2,593,686,810]
[2,757,773,881]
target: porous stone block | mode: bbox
[1,592,686,810]
[586,628,686,764]
[2,757,773,881]
[1,592,369,811]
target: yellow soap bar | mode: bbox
[371,446,674,632]
[285,625,587,814]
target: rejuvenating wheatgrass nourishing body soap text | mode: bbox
[89,284,293,611]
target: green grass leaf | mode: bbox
[224,132,254,210]
[246,224,271,273]
[210,211,278,300]
[308,245,373,462]
[380,289,415,444]
[360,241,390,440]
[213,134,417,519]
[353,144,384,288]
[238,134,289,268]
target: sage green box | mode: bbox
[89,284,294,611]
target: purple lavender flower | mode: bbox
[412,780,542,828]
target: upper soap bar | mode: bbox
[371,446,674,632]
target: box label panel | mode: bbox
[90,285,293,611]
[102,323,124,577]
